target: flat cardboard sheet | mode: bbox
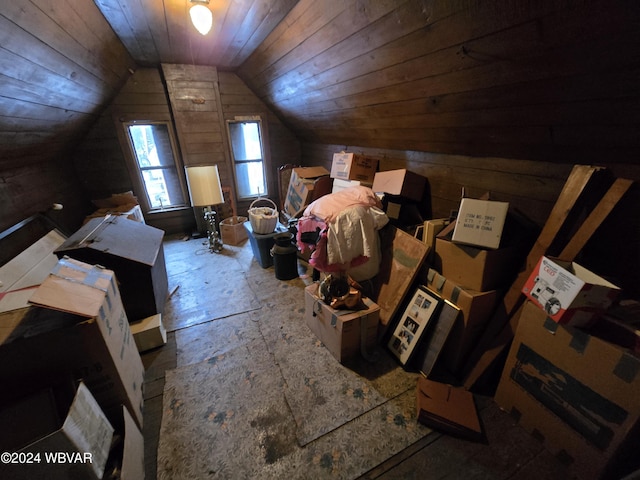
[416,377,482,441]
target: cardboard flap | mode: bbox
[417,377,482,440]
[28,258,115,318]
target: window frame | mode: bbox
[117,116,189,214]
[226,117,269,200]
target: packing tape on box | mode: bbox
[53,257,112,292]
[543,314,640,383]
[427,268,461,304]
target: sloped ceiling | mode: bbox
[93,0,299,68]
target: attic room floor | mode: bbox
[139,233,571,480]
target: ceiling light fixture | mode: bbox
[189,0,213,36]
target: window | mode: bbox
[124,122,187,211]
[227,120,267,198]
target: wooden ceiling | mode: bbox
[93,0,299,68]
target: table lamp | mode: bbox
[185,165,224,253]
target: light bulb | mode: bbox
[190,4,213,35]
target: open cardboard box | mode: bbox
[0,257,145,430]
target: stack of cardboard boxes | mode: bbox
[494,257,640,479]
[0,256,145,479]
[425,198,529,377]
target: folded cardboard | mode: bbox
[0,229,66,293]
[130,313,167,352]
[55,215,168,322]
[434,236,524,291]
[84,204,145,225]
[426,269,500,375]
[2,382,114,480]
[371,169,426,202]
[416,377,482,441]
[495,301,640,480]
[0,257,145,430]
[522,256,621,328]
[330,152,377,183]
[452,198,509,249]
[283,166,330,217]
[304,283,379,363]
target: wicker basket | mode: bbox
[248,197,278,234]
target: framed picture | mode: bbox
[387,285,442,365]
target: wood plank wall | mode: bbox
[239,0,640,167]
[0,0,135,233]
[71,66,301,234]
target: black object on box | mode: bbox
[54,216,168,322]
[244,221,290,268]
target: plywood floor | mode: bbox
[140,234,572,480]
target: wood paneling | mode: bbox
[0,0,135,233]
[238,0,640,166]
[94,0,298,68]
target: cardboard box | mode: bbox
[55,215,169,322]
[426,269,500,375]
[330,152,377,183]
[84,204,145,225]
[434,236,524,291]
[331,178,361,194]
[103,406,145,480]
[220,216,248,246]
[0,258,145,430]
[304,283,379,363]
[371,169,426,202]
[522,256,621,328]
[130,313,167,352]
[1,382,114,480]
[452,198,509,249]
[495,301,640,480]
[283,166,330,217]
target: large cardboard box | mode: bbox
[0,258,145,430]
[522,256,621,328]
[283,166,330,217]
[55,215,168,322]
[426,269,500,375]
[304,283,379,363]
[371,169,426,202]
[103,406,145,480]
[434,236,524,291]
[452,198,509,249]
[330,152,377,183]
[0,382,114,480]
[495,301,640,480]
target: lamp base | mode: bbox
[204,207,223,253]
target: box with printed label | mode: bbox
[522,256,620,328]
[283,166,330,217]
[495,301,640,480]
[304,283,379,363]
[0,257,145,430]
[452,198,509,249]
[330,152,377,183]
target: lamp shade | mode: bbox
[185,165,224,207]
[190,4,213,35]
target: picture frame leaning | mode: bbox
[388,285,443,365]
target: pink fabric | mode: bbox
[303,186,381,223]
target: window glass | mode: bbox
[228,121,267,198]
[126,123,187,210]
